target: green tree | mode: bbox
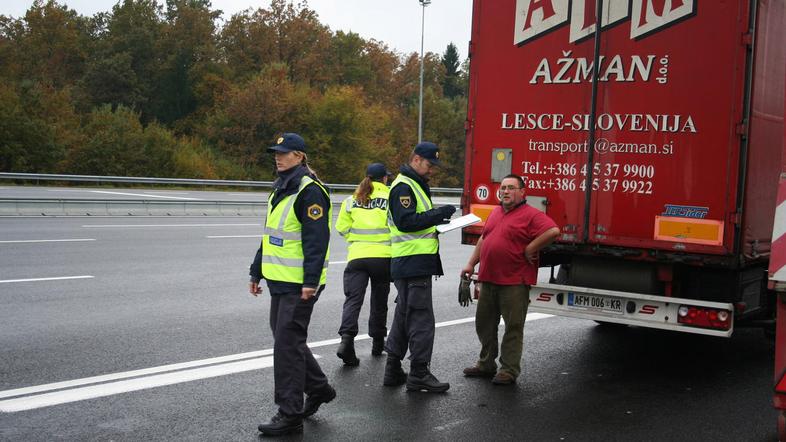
[63,105,145,175]
[0,81,82,173]
[441,42,463,99]
[218,0,332,87]
[422,91,467,187]
[303,85,396,183]
[203,63,312,178]
[0,84,58,172]
[78,0,162,117]
[13,0,92,88]
[151,0,221,125]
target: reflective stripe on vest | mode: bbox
[261,175,331,284]
[388,174,438,258]
[339,182,391,261]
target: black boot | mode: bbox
[371,337,385,356]
[336,335,359,366]
[302,384,336,417]
[406,363,450,393]
[258,412,303,436]
[383,356,407,386]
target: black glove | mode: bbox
[458,275,472,307]
[437,205,456,221]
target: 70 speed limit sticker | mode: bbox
[475,185,490,201]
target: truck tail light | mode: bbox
[677,305,732,330]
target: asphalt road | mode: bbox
[0,216,779,441]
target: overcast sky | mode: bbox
[1,1,473,60]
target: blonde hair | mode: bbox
[295,151,319,180]
[353,177,374,206]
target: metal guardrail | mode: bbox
[0,198,458,217]
[0,199,266,217]
[0,172,463,195]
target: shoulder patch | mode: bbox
[307,204,324,220]
[399,196,412,209]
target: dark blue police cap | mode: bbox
[268,133,306,153]
[414,141,442,166]
[366,163,390,179]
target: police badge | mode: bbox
[307,204,324,220]
[399,196,411,209]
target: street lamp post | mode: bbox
[418,0,431,143]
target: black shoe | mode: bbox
[302,384,336,417]
[258,412,303,436]
[383,357,407,386]
[336,335,360,366]
[371,337,385,356]
[406,371,450,393]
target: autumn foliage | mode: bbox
[0,0,468,186]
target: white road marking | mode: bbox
[90,190,201,200]
[0,239,96,244]
[83,223,261,228]
[0,313,551,412]
[0,276,94,284]
[0,356,282,412]
[206,235,262,239]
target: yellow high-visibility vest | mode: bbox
[261,176,331,284]
[336,181,391,261]
[388,174,438,258]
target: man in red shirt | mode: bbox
[460,174,560,385]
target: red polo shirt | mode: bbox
[477,202,558,285]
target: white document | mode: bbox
[436,213,481,233]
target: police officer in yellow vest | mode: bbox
[248,133,336,436]
[335,163,393,366]
[384,142,456,392]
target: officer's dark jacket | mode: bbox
[249,164,330,291]
[389,164,447,279]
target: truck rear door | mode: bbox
[465,0,750,255]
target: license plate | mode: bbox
[567,292,624,314]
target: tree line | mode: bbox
[0,0,469,186]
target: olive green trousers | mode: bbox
[474,282,530,378]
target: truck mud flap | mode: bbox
[529,283,734,337]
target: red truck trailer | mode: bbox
[463,0,785,338]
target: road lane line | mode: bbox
[0,349,277,400]
[0,314,551,412]
[0,239,96,244]
[83,223,261,228]
[206,235,261,239]
[90,190,201,200]
[0,356,275,412]
[0,276,94,284]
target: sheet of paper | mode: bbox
[436,213,481,233]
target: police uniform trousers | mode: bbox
[338,257,391,339]
[384,276,435,365]
[269,287,329,416]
